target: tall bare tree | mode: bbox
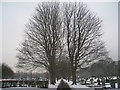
[63,3,108,84]
[17,2,63,84]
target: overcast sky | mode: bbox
[0,1,118,72]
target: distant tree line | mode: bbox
[14,71,49,80]
[0,63,14,79]
[77,59,118,79]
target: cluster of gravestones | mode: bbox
[1,80,48,88]
[57,79,120,90]
[97,78,119,89]
[81,78,119,89]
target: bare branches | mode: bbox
[16,2,109,84]
[17,3,64,84]
[63,2,108,84]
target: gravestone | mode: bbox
[57,80,72,90]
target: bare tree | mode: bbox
[17,2,63,84]
[63,3,108,84]
[17,2,110,85]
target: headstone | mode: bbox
[57,80,72,90]
[110,79,115,88]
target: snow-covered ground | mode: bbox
[62,79,88,88]
[48,79,61,88]
[0,79,92,90]
[1,79,120,90]
[49,79,91,89]
[62,79,95,90]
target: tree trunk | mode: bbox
[118,78,120,88]
[49,67,56,85]
[48,55,56,85]
[72,67,77,85]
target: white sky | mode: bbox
[0,1,118,72]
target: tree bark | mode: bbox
[49,65,56,85]
[72,67,77,85]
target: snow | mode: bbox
[0,79,18,82]
[62,79,89,89]
[55,79,92,89]
[1,79,120,90]
[48,79,61,88]
[48,79,91,89]
[48,84,57,88]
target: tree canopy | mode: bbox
[17,2,110,84]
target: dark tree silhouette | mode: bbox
[1,63,14,79]
[89,59,117,77]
